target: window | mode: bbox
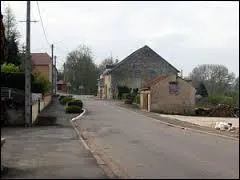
[168,81,179,95]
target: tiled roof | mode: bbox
[31,53,52,65]
[109,45,179,73]
[57,80,66,85]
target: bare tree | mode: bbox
[189,64,235,95]
[98,57,114,74]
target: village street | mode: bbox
[74,95,239,179]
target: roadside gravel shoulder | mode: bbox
[114,101,239,140]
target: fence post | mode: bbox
[38,98,40,113]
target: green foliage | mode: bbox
[196,83,208,97]
[60,96,73,105]
[1,72,33,89]
[58,95,66,101]
[208,94,235,106]
[1,63,20,72]
[32,74,51,94]
[122,93,129,100]
[2,5,21,66]
[117,86,131,99]
[65,105,83,113]
[133,94,140,104]
[67,99,83,108]
[64,44,99,95]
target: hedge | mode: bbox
[65,105,83,113]
[67,99,83,108]
[1,72,50,93]
[60,96,73,105]
[1,72,32,90]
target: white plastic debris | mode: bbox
[215,122,232,131]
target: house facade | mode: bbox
[57,80,67,93]
[140,74,196,114]
[31,53,53,83]
[97,45,179,99]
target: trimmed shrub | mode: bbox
[65,105,83,113]
[67,99,83,108]
[1,72,33,90]
[60,96,73,105]
[58,95,66,101]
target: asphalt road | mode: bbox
[76,96,239,179]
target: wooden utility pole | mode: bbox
[25,1,32,127]
[54,55,56,94]
[51,44,54,96]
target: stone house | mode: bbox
[97,45,179,99]
[140,74,196,114]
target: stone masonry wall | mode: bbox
[150,75,196,114]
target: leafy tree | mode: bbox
[2,5,20,65]
[64,44,99,95]
[1,63,20,72]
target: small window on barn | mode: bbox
[168,81,179,95]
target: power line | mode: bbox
[36,1,51,46]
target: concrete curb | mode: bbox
[115,105,239,141]
[69,109,117,179]
[71,109,86,122]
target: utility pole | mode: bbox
[25,1,32,127]
[51,44,54,96]
[54,55,57,94]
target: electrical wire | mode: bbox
[36,1,51,47]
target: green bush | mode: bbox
[1,72,34,90]
[58,95,66,101]
[117,86,131,99]
[208,95,225,105]
[32,74,51,94]
[1,63,21,73]
[60,96,73,105]
[65,105,83,113]
[67,99,83,108]
[208,94,235,106]
[122,93,129,100]
[133,94,140,104]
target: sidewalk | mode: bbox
[1,97,108,179]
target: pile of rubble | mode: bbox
[195,104,239,118]
[208,104,239,117]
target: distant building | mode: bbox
[57,80,67,93]
[31,53,53,83]
[97,45,179,99]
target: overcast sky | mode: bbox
[1,1,239,77]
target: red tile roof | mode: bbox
[31,53,52,65]
[57,80,66,85]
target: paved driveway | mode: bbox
[75,97,239,179]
